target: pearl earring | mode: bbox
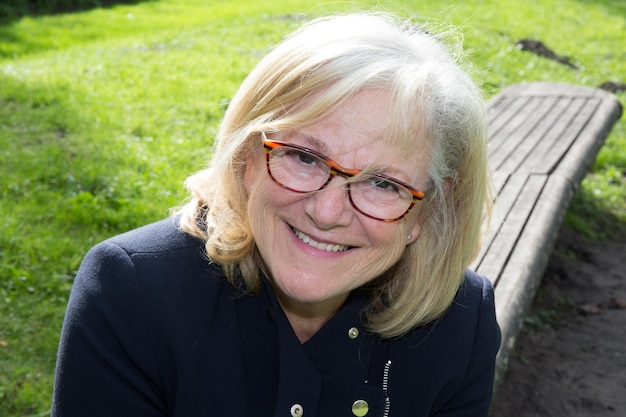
[407,234,413,241]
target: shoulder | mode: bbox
[86,217,210,274]
[106,216,203,255]
[70,218,232,337]
[75,217,223,302]
[454,269,496,312]
[385,271,500,414]
[390,271,499,376]
[398,270,498,347]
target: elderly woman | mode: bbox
[52,12,500,417]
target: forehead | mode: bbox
[279,89,430,182]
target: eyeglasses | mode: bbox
[262,132,425,222]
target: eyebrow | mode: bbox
[292,132,332,154]
[285,130,415,182]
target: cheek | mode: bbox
[246,182,275,260]
[353,229,408,287]
[244,154,301,209]
[245,172,304,241]
[246,179,273,226]
[364,222,410,264]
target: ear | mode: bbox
[406,219,422,246]
[243,158,254,192]
[405,178,448,246]
[243,154,262,193]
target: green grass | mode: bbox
[1,0,624,414]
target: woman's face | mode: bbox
[244,89,429,316]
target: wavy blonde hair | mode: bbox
[177,12,491,338]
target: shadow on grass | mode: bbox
[0,0,156,58]
[566,186,626,242]
[573,0,626,18]
[0,0,155,23]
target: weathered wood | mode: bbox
[492,174,574,383]
[554,93,622,184]
[525,97,587,173]
[489,96,559,171]
[496,97,564,174]
[487,95,533,145]
[474,174,546,285]
[480,82,623,388]
[471,173,531,273]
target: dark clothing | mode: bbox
[51,218,500,417]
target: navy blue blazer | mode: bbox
[52,218,500,417]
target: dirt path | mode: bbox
[490,226,626,416]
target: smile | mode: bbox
[292,228,350,252]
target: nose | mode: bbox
[304,177,353,229]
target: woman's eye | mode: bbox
[285,149,318,166]
[298,152,317,165]
[370,178,399,193]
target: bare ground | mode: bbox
[490,226,626,416]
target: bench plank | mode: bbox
[526,97,587,172]
[489,96,559,171]
[479,82,623,386]
[487,95,533,142]
[493,173,575,377]
[470,172,526,272]
[474,174,546,285]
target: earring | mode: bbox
[407,234,413,241]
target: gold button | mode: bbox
[348,327,359,339]
[352,399,369,416]
[290,403,303,417]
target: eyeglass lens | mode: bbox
[267,145,414,221]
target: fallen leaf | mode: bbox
[578,303,603,315]
[609,298,626,310]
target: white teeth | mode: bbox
[293,229,349,252]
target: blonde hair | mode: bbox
[177,12,491,338]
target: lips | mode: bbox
[292,228,350,252]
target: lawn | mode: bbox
[0,0,624,415]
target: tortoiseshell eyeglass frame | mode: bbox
[261,132,425,222]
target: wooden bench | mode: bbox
[470,82,623,386]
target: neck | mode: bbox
[274,291,349,343]
[283,311,332,343]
